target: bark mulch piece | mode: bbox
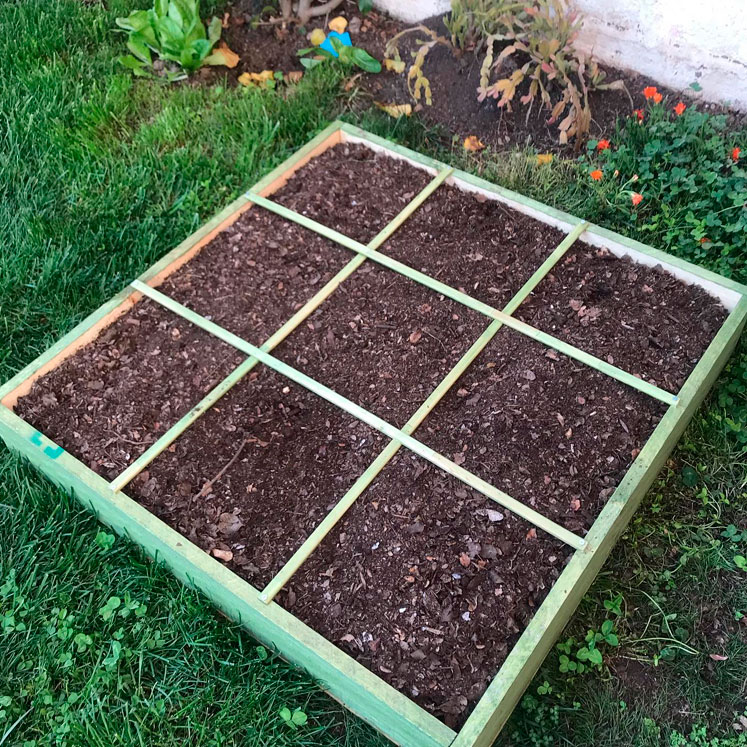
[515,244,729,392]
[281,450,571,729]
[271,142,433,244]
[419,328,666,534]
[275,262,486,429]
[380,184,567,309]
[14,301,242,481]
[127,366,386,589]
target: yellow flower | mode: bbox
[328,16,348,34]
[310,28,326,47]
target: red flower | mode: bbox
[590,169,603,181]
[733,147,741,161]
[631,192,643,206]
[653,92,663,104]
[597,139,611,151]
[633,108,644,122]
[699,237,710,244]
[673,101,686,116]
[643,86,658,99]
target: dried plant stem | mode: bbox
[295,0,344,25]
[190,437,249,506]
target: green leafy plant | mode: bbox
[477,0,628,145]
[603,592,624,617]
[298,36,381,73]
[279,706,308,728]
[721,525,747,571]
[444,0,525,51]
[116,0,229,81]
[556,619,619,674]
[714,355,747,445]
[585,98,747,279]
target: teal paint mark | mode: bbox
[30,430,63,459]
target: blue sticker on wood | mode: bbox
[30,430,64,459]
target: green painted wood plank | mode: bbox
[247,192,677,406]
[450,296,747,747]
[260,221,590,604]
[132,279,586,551]
[110,167,453,493]
[0,407,455,747]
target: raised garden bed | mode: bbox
[1,121,745,747]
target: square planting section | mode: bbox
[1,122,745,747]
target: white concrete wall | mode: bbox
[373,0,449,24]
[373,0,747,109]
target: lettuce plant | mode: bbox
[116,0,229,81]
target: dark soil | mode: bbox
[202,1,738,152]
[514,244,729,393]
[159,208,350,343]
[198,0,398,86]
[378,182,566,308]
[419,328,666,535]
[128,365,386,588]
[364,27,672,152]
[14,301,243,480]
[13,140,427,476]
[271,142,432,244]
[280,450,571,728]
[275,262,486,428]
[12,142,730,729]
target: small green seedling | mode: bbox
[603,592,624,617]
[279,706,308,729]
[722,525,747,544]
[298,37,381,73]
[556,620,619,675]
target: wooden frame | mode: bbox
[1,120,745,747]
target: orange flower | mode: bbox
[699,237,710,244]
[631,192,643,206]
[643,86,658,99]
[633,108,644,122]
[673,101,686,116]
[653,92,662,103]
[597,139,611,151]
[590,169,603,181]
[733,147,741,161]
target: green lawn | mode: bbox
[1,1,745,745]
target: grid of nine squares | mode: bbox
[3,121,743,747]
[100,134,691,611]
